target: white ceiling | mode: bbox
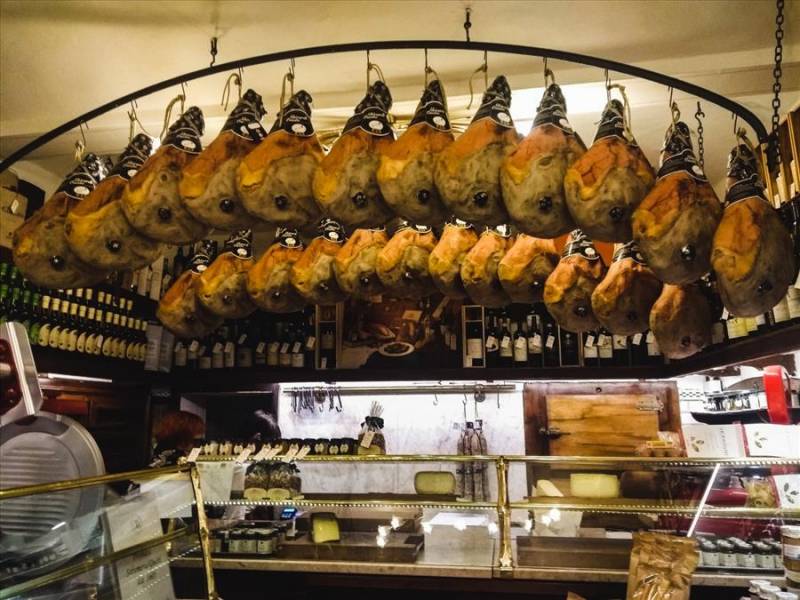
[1,0,798,196]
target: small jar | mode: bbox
[209,531,222,554]
[737,541,757,569]
[227,530,241,554]
[241,529,258,554]
[752,543,773,569]
[760,585,782,600]
[719,541,739,568]
[701,541,720,567]
[256,529,276,556]
[749,580,772,600]
[767,541,784,569]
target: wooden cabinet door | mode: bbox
[545,394,660,456]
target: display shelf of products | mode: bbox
[204,497,498,510]
[510,499,800,518]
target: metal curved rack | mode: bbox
[0,39,768,173]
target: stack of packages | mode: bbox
[626,532,699,600]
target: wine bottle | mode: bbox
[629,330,648,365]
[560,328,580,366]
[56,297,71,350]
[223,326,236,369]
[279,322,292,368]
[465,319,484,368]
[485,314,500,368]
[645,330,663,365]
[211,328,225,369]
[513,319,528,366]
[526,311,543,367]
[582,331,599,367]
[235,320,254,369]
[498,317,513,368]
[612,334,629,366]
[198,337,212,370]
[597,328,613,367]
[542,312,559,367]
[101,311,115,357]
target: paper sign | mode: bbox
[236,448,252,463]
[295,445,311,459]
[545,335,555,349]
[196,461,235,502]
[682,424,747,458]
[186,447,201,462]
[773,474,800,508]
[744,423,800,458]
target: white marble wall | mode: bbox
[277,381,528,503]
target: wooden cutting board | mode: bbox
[546,394,661,456]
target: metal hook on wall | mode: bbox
[209,36,218,67]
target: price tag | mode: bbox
[212,342,223,353]
[265,446,282,460]
[646,330,655,343]
[360,430,376,449]
[186,447,201,462]
[533,334,542,348]
[268,341,280,353]
[256,342,266,353]
[252,446,270,461]
[514,337,526,349]
[238,334,247,344]
[236,448,252,463]
[292,341,302,353]
[721,308,729,320]
[584,334,595,348]
[598,333,609,346]
[545,335,555,349]
[321,357,328,369]
[224,341,235,354]
[305,336,316,350]
[613,335,628,349]
[282,446,299,462]
[295,445,311,459]
[280,342,290,354]
[174,341,184,351]
[500,335,511,349]
[485,335,497,349]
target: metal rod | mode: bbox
[188,463,219,600]
[0,39,767,173]
[280,383,516,396]
[0,526,195,599]
[687,463,720,537]
[197,453,498,463]
[0,463,192,500]
[495,456,514,572]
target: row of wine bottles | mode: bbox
[0,262,150,361]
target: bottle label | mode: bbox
[55,153,110,201]
[256,341,266,354]
[485,335,498,350]
[291,353,305,368]
[632,332,644,345]
[657,121,706,182]
[500,335,511,349]
[223,88,268,142]
[38,325,51,347]
[563,229,600,261]
[280,342,290,354]
[612,335,628,349]
[471,75,514,129]
[305,336,316,350]
[223,229,253,259]
[584,334,595,348]
[532,83,577,136]
[268,89,314,138]
[408,79,451,132]
[162,106,204,154]
[513,340,528,362]
[466,338,483,359]
[545,335,556,349]
[342,80,393,137]
[109,134,153,181]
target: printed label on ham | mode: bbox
[223,88,268,142]
[342,80,393,137]
[612,240,647,265]
[190,239,217,274]
[223,229,253,259]
[532,83,575,134]
[724,143,768,207]
[657,121,707,182]
[409,79,451,132]
[594,99,636,145]
[562,229,600,260]
[55,153,111,200]
[268,90,315,138]
[471,75,514,128]
[446,216,474,229]
[162,106,205,154]
[275,227,303,249]
[317,218,346,243]
[108,134,153,181]
[489,224,511,238]
[397,219,432,233]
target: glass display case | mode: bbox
[184,453,799,589]
[0,464,217,600]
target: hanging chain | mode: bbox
[464,8,472,42]
[770,0,784,166]
[694,102,705,170]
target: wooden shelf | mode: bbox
[29,323,800,391]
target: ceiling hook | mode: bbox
[604,69,612,101]
[179,82,187,113]
[221,72,242,110]
[74,121,87,163]
[209,36,218,67]
[467,51,489,111]
[543,57,555,86]
[464,7,472,43]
